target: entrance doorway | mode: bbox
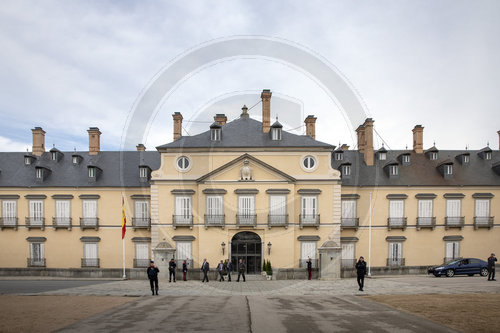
[231,231,262,274]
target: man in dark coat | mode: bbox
[168,258,176,282]
[147,261,160,295]
[182,259,188,281]
[237,259,246,282]
[201,258,210,282]
[226,260,233,282]
[488,253,497,281]
[355,256,367,291]
[306,256,313,280]
[217,260,225,282]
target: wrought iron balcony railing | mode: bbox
[204,214,225,228]
[299,214,320,229]
[132,217,151,230]
[236,214,257,228]
[81,258,100,268]
[387,217,407,230]
[172,215,193,229]
[341,218,359,230]
[0,217,18,230]
[52,217,72,230]
[416,217,436,230]
[80,217,99,230]
[267,214,288,228]
[25,217,45,230]
[474,216,494,229]
[387,258,405,267]
[27,258,46,267]
[445,217,465,229]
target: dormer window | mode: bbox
[210,122,221,141]
[335,152,343,161]
[445,164,453,175]
[36,168,43,179]
[72,156,78,164]
[430,152,438,160]
[389,165,398,176]
[437,160,453,179]
[270,119,283,141]
[139,167,148,178]
[485,152,492,160]
[51,152,57,161]
[342,164,351,176]
[379,152,387,160]
[25,156,32,165]
[402,155,410,164]
[478,147,492,160]
[88,167,95,178]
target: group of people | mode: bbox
[146,253,496,296]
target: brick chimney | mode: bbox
[136,144,146,151]
[363,118,374,166]
[87,127,101,155]
[172,112,183,141]
[356,125,366,153]
[304,115,317,139]
[31,127,46,156]
[412,125,424,153]
[261,89,272,133]
[214,114,227,126]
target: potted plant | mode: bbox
[266,260,273,280]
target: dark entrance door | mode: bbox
[231,232,262,274]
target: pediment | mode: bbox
[197,154,296,183]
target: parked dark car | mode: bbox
[428,258,489,277]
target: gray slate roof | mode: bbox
[0,151,160,188]
[332,149,500,186]
[157,116,334,150]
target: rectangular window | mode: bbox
[430,152,438,160]
[271,128,281,140]
[82,200,98,226]
[269,195,286,224]
[341,200,356,219]
[176,241,192,264]
[388,242,403,266]
[301,196,317,218]
[418,200,433,218]
[29,200,44,225]
[72,156,79,164]
[463,155,470,163]
[301,241,317,268]
[389,200,404,218]
[238,195,255,225]
[389,165,398,176]
[343,165,351,176]
[206,196,223,216]
[402,155,410,163]
[446,199,461,217]
[341,243,356,268]
[88,167,95,178]
[445,241,460,261]
[2,200,17,226]
[30,242,45,264]
[175,196,192,223]
[445,165,453,175]
[55,200,71,226]
[335,152,343,160]
[475,199,490,218]
[485,152,492,160]
[134,201,149,219]
[84,243,98,259]
[36,168,43,179]
[135,243,149,260]
[379,152,387,160]
[139,167,148,178]
[211,129,221,141]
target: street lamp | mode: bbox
[267,242,272,255]
[221,242,226,255]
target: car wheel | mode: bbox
[446,269,455,277]
[468,274,474,276]
[480,268,489,277]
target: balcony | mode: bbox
[341,259,357,269]
[387,217,407,230]
[0,217,18,230]
[52,217,72,230]
[80,217,99,230]
[341,218,359,230]
[299,259,319,268]
[27,258,46,267]
[416,217,436,230]
[299,214,320,229]
[268,214,288,228]
[474,216,494,230]
[25,217,45,230]
[236,214,257,228]
[387,258,405,267]
[133,258,150,268]
[81,258,100,268]
[445,217,465,229]
[172,215,193,229]
[204,215,225,228]
[132,217,151,230]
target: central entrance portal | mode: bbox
[231,231,262,274]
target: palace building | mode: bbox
[0,89,499,279]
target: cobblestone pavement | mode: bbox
[25,274,499,297]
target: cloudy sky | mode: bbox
[1,0,499,153]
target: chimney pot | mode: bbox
[304,115,317,139]
[31,127,46,156]
[87,127,101,155]
[412,125,424,153]
[172,112,183,141]
[136,144,146,151]
[214,114,227,126]
[261,89,272,133]
[340,144,350,151]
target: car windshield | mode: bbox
[446,259,461,265]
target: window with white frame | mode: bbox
[402,155,410,163]
[475,199,490,224]
[83,242,98,266]
[301,196,318,223]
[30,242,45,265]
[301,241,317,267]
[302,156,316,170]
[341,200,357,226]
[341,243,356,267]
[135,242,149,267]
[379,152,387,160]
[444,164,453,175]
[88,167,95,178]
[269,195,286,224]
[206,195,224,225]
[463,155,470,164]
[82,200,98,226]
[176,241,192,266]
[389,200,404,226]
[335,152,343,160]
[1,200,17,226]
[25,156,31,165]
[51,152,57,161]
[388,242,403,265]
[238,195,255,224]
[430,152,438,160]
[485,152,492,160]
[271,127,282,140]
[445,241,460,261]
[134,200,150,227]
[29,200,44,225]
[389,165,398,176]
[446,199,461,224]
[72,156,79,164]
[211,128,221,141]
[174,196,192,224]
[417,199,433,225]
[342,165,351,176]
[176,156,190,171]
[36,168,43,179]
[55,200,71,226]
[139,167,148,178]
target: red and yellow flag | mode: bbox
[121,196,127,239]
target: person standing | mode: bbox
[306,256,313,280]
[201,258,210,282]
[168,258,177,282]
[355,256,367,291]
[147,260,159,296]
[226,259,233,282]
[487,253,497,281]
[217,260,225,282]
[182,259,188,281]
[237,258,246,282]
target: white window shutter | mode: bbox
[475,199,489,217]
[83,200,97,218]
[135,243,149,260]
[238,196,255,216]
[2,201,17,225]
[302,197,317,217]
[135,201,149,219]
[84,243,98,259]
[389,200,404,218]
[269,195,286,216]
[418,200,433,218]
[389,243,402,259]
[446,200,461,217]
[341,243,355,259]
[301,242,317,260]
[176,242,192,260]
[342,200,356,219]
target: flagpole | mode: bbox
[368,191,372,277]
[122,236,126,279]
[122,195,127,280]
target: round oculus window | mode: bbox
[176,156,190,170]
[302,156,316,170]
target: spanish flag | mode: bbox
[121,196,127,239]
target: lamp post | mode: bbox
[267,242,272,255]
[221,242,226,255]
